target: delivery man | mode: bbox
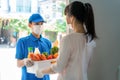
[15,13,52,80]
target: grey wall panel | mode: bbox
[69,0,120,80]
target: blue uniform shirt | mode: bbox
[15,33,52,80]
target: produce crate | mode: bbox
[27,59,56,73]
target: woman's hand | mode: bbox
[35,69,44,78]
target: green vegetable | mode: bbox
[42,52,48,57]
[50,46,59,55]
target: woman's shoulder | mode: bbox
[61,33,78,42]
[63,32,85,39]
[63,32,76,37]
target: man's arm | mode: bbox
[17,59,34,68]
[17,59,24,68]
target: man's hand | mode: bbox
[23,58,34,67]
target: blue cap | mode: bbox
[29,13,45,23]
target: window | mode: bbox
[0,0,1,8]
[16,0,31,13]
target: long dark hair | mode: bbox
[64,1,97,41]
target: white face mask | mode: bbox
[32,25,43,35]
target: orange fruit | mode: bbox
[53,53,58,58]
[34,54,41,61]
[41,54,47,60]
[47,55,53,60]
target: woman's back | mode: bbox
[35,1,97,80]
[57,32,95,80]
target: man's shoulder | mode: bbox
[18,35,30,42]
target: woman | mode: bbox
[35,1,97,80]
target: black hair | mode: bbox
[64,5,69,15]
[64,1,97,41]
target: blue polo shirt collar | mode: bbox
[30,33,42,41]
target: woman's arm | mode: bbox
[41,36,71,74]
[42,67,56,74]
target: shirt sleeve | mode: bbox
[15,39,25,59]
[51,36,71,73]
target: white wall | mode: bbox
[70,0,120,80]
[31,0,38,13]
[0,0,8,13]
[9,0,16,12]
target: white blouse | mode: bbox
[51,32,96,80]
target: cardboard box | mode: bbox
[27,59,56,73]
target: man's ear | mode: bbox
[28,23,32,28]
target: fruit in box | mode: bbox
[36,54,41,60]
[28,53,40,61]
[40,54,47,60]
[50,46,59,59]
[28,52,58,61]
[53,53,58,58]
[47,54,53,59]
[27,47,59,61]
[27,47,59,73]
[50,46,59,55]
[34,54,41,61]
